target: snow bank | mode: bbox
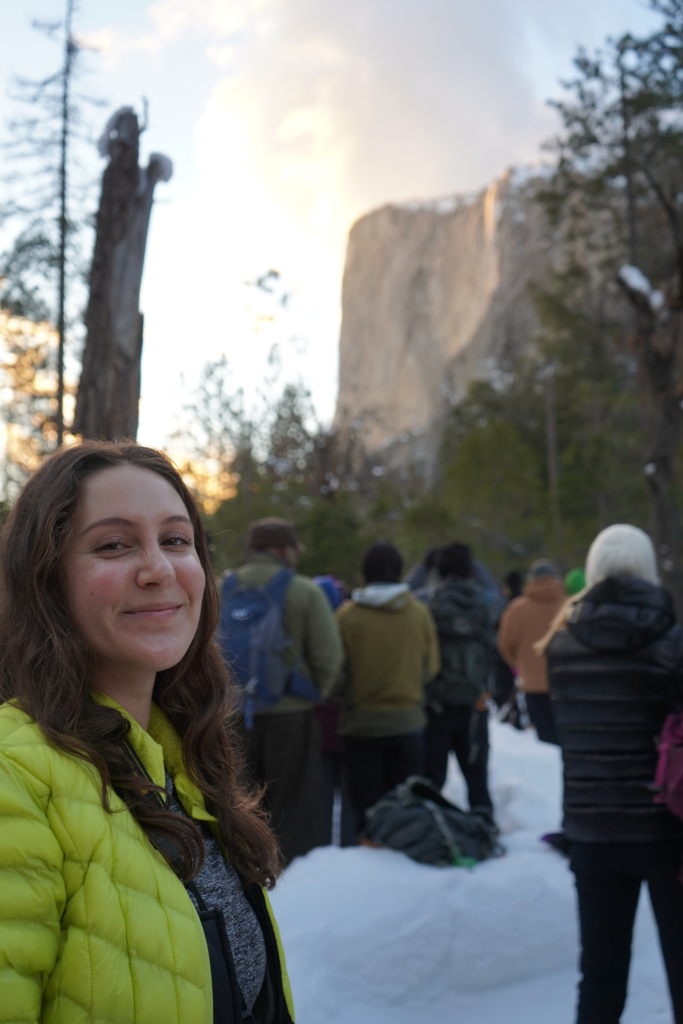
[272,722,572,1013]
[445,714,563,836]
[270,720,672,1023]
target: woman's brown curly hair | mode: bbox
[0,440,281,887]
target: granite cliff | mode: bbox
[334,169,554,476]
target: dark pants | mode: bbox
[571,841,683,1024]
[245,710,323,865]
[492,649,516,708]
[320,749,358,846]
[525,691,559,745]
[424,704,493,812]
[344,732,423,824]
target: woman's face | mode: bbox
[61,464,206,682]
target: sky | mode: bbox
[0,0,663,448]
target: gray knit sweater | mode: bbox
[165,774,267,1012]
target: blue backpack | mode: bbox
[217,568,320,728]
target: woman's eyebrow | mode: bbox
[80,514,192,537]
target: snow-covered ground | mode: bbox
[270,720,675,1023]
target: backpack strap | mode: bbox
[221,570,240,599]
[262,569,322,705]
[261,567,294,607]
[419,798,470,866]
[121,742,257,1022]
[222,567,292,606]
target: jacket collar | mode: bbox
[568,577,675,653]
[524,575,565,603]
[246,552,287,568]
[91,690,218,823]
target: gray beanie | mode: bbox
[527,559,561,580]
[585,524,659,587]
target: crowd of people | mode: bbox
[223,519,576,861]
[0,439,682,1024]
[219,510,683,1024]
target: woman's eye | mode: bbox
[95,539,126,552]
[163,533,193,548]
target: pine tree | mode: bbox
[0,1,101,446]
[539,0,683,608]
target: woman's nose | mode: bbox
[136,544,176,586]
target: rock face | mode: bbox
[334,169,552,475]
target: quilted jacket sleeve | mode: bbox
[0,751,65,1024]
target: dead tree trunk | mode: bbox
[74,107,172,440]
[619,267,683,615]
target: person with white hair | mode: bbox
[546,524,683,1024]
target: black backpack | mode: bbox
[364,776,503,866]
[428,578,494,708]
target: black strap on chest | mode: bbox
[119,742,259,1022]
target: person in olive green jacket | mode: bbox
[233,518,343,863]
[0,442,293,1024]
[336,542,441,826]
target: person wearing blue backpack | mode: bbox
[218,518,342,864]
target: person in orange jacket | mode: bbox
[497,559,566,744]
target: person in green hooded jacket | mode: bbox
[335,542,440,827]
[0,441,294,1024]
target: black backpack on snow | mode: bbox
[364,776,503,867]
[428,578,494,709]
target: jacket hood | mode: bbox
[351,582,411,610]
[567,577,675,653]
[524,575,566,603]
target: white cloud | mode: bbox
[88,0,662,255]
[76,0,662,441]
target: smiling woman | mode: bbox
[61,464,207,730]
[0,441,294,1024]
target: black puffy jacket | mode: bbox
[547,577,683,843]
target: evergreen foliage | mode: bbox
[140,1,683,587]
[430,271,649,575]
[197,5,683,587]
[534,0,683,607]
[0,3,103,453]
[0,310,76,500]
[194,285,648,585]
[0,6,100,323]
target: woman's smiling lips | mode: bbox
[123,603,183,619]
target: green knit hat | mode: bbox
[565,567,586,595]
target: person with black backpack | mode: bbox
[424,543,495,813]
[217,518,342,864]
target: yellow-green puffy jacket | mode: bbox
[0,695,295,1024]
